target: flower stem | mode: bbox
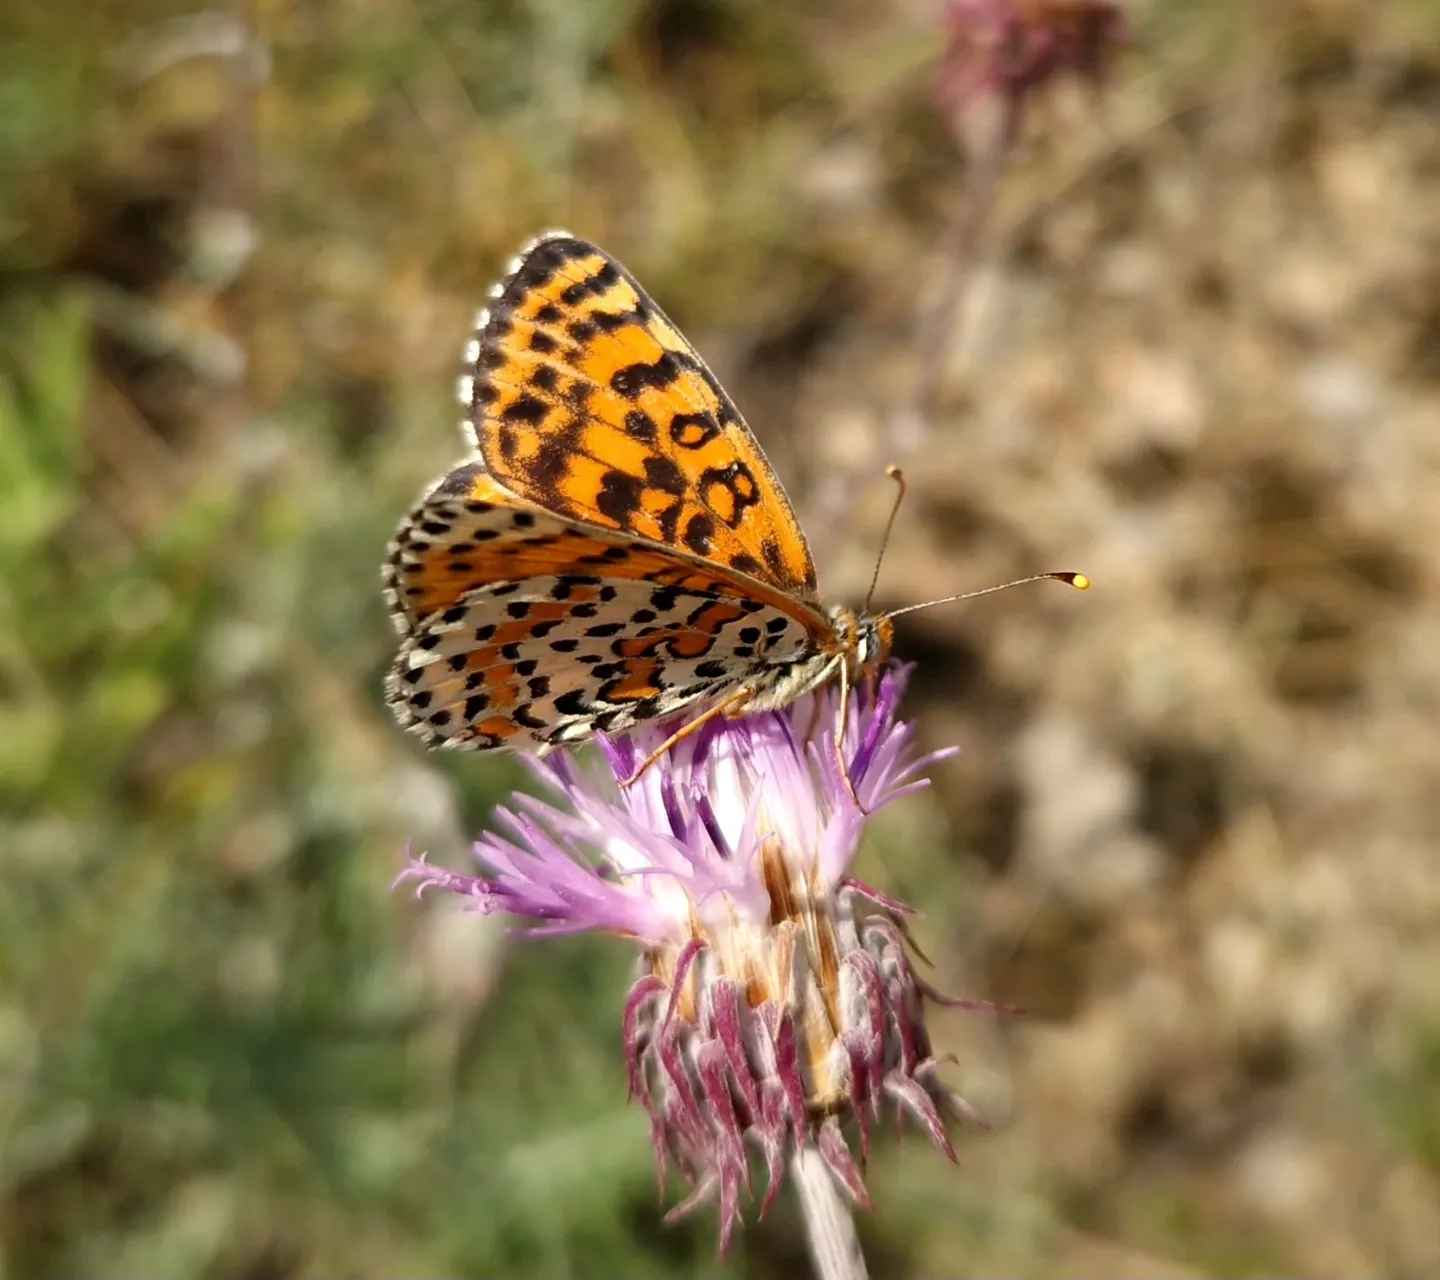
[794,1142,869,1280]
[902,91,1023,448]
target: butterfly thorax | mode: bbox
[741,605,894,714]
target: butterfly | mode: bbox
[383,231,1084,773]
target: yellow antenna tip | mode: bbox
[1070,573,1090,591]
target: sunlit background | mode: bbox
[3,1,1439,1275]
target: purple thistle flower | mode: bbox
[937,0,1130,124]
[397,663,1000,1253]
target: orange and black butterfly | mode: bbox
[383,231,1084,761]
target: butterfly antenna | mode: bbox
[883,571,1090,621]
[864,465,909,613]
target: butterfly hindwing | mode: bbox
[383,461,824,750]
[389,574,816,751]
[384,462,551,641]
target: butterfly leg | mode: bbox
[619,686,756,788]
[832,662,868,815]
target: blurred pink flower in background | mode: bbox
[937,0,1130,122]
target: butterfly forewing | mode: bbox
[461,233,820,605]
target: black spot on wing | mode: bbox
[699,461,761,528]
[683,512,715,555]
[564,379,593,412]
[657,498,683,545]
[644,454,687,496]
[611,351,686,398]
[597,470,646,525]
[530,448,568,488]
[624,409,658,443]
[761,538,785,578]
[558,258,620,305]
[668,412,720,450]
[554,689,591,717]
[591,306,647,334]
[501,395,549,426]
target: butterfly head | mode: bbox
[830,605,895,676]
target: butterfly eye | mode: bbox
[855,621,880,666]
